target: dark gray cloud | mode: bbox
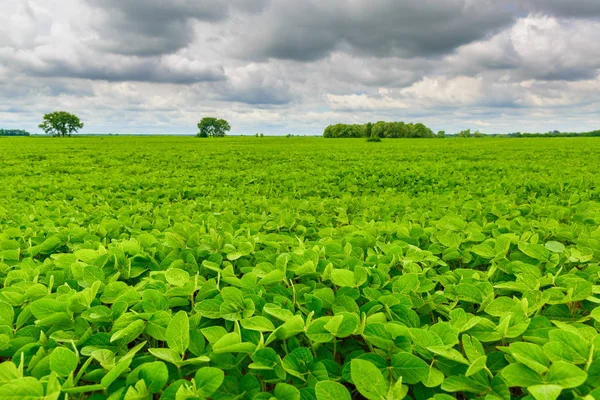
[524,0,600,18]
[0,48,226,84]
[87,0,270,56]
[234,0,515,61]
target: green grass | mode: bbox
[0,136,599,399]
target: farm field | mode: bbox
[1,136,600,399]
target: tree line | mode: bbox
[507,130,600,138]
[9,110,600,139]
[324,121,437,138]
[0,129,30,136]
[451,129,600,138]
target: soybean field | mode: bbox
[1,136,600,400]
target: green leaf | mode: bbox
[282,348,313,380]
[142,290,169,313]
[518,242,550,261]
[0,301,14,327]
[527,385,562,400]
[213,332,256,354]
[195,367,224,398]
[427,346,470,365]
[315,381,351,400]
[471,244,496,258]
[330,269,356,287]
[259,269,286,286]
[101,357,133,388]
[149,348,182,366]
[465,356,487,377]
[544,241,565,253]
[485,297,518,317]
[351,359,388,400]
[250,348,282,371]
[74,248,99,263]
[546,361,587,389]
[158,380,188,400]
[165,268,189,286]
[393,274,419,293]
[422,366,444,388]
[461,334,484,362]
[125,379,150,400]
[0,377,44,399]
[221,287,246,308]
[502,364,544,387]
[139,362,169,393]
[101,342,146,388]
[0,361,19,383]
[323,313,359,338]
[544,330,589,364]
[390,352,429,384]
[166,311,189,356]
[111,319,145,344]
[274,383,301,400]
[49,347,78,377]
[509,342,550,374]
[440,375,490,393]
[241,316,276,332]
[30,299,65,320]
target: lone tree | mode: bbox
[39,111,84,137]
[197,117,230,138]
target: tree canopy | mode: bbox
[39,111,84,137]
[324,121,435,138]
[197,118,231,138]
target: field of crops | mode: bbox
[1,136,600,400]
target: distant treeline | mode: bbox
[324,124,600,139]
[506,130,600,138]
[0,129,30,136]
[449,129,600,138]
[324,121,436,138]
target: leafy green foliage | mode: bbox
[197,117,231,137]
[1,136,600,399]
[324,120,435,138]
[38,111,84,137]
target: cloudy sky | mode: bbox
[1,0,599,135]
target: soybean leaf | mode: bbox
[315,381,351,400]
[166,311,189,356]
[351,359,388,400]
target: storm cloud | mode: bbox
[524,0,600,18]
[232,0,515,61]
[0,0,599,135]
[85,0,270,56]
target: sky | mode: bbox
[1,0,600,135]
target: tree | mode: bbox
[413,123,434,138]
[437,130,446,138]
[197,118,231,138]
[39,111,84,137]
[365,122,373,138]
[371,121,387,138]
[458,129,472,138]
